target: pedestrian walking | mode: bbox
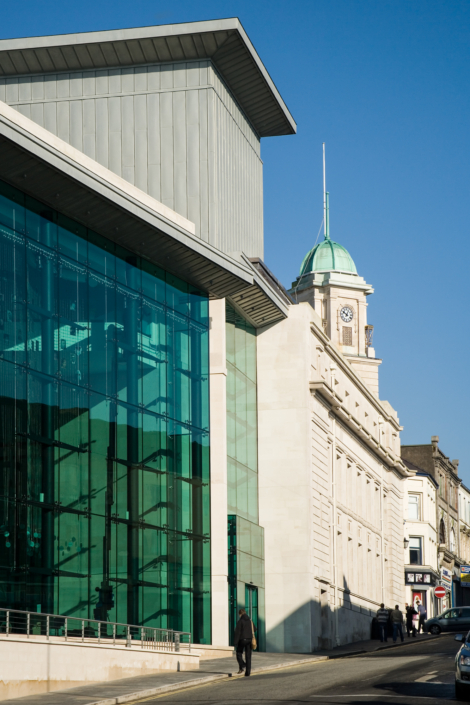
[390,605,404,643]
[416,601,427,634]
[234,608,254,676]
[376,603,389,643]
[405,603,417,638]
[412,604,419,635]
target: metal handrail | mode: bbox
[0,607,191,653]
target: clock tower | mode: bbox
[289,193,381,396]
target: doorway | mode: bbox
[245,584,259,637]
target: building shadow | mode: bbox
[266,576,379,652]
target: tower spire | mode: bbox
[325,192,330,240]
[323,143,326,239]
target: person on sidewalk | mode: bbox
[405,603,417,638]
[416,600,427,634]
[234,608,254,677]
[376,603,389,643]
[391,605,404,643]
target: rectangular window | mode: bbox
[409,537,423,565]
[342,327,352,346]
[408,494,420,521]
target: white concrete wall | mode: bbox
[209,298,229,646]
[0,636,198,700]
[257,304,314,652]
[257,302,405,652]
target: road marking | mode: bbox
[415,670,438,682]
[309,696,449,699]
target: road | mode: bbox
[131,634,462,704]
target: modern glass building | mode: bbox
[0,179,211,642]
[226,303,265,649]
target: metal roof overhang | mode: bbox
[0,19,296,138]
[0,100,288,326]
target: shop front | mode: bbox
[405,569,440,618]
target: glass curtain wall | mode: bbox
[0,179,211,642]
[228,515,265,650]
[226,303,265,649]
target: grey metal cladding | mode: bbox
[2,60,265,260]
[0,19,296,137]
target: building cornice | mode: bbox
[310,320,402,432]
[309,380,410,477]
[0,18,296,138]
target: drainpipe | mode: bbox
[330,364,340,646]
[379,416,386,605]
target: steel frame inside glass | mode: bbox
[0,179,211,642]
[225,303,265,650]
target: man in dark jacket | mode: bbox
[405,603,417,638]
[376,603,389,643]
[234,609,253,676]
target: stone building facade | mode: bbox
[255,229,408,652]
[402,438,461,603]
[402,464,440,615]
[460,484,470,565]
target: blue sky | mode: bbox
[2,1,469,481]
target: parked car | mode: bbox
[425,607,470,635]
[454,633,470,700]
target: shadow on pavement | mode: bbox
[372,680,455,700]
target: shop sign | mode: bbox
[405,572,433,585]
[461,566,470,586]
[441,567,452,589]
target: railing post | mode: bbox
[127,625,130,648]
[46,615,49,640]
[6,611,9,636]
[98,622,101,644]
[154,628,156,650]
[82,620,84,642]
[189,633,191,653]
[113,623,116,646]
[141,627,144,649]
[175,632,180,652]
[27,612,30,638]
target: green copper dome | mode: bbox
[299,238,357,277]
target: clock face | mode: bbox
[340,306,354,323]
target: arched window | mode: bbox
[450,528,456,553]
[439,518,446,544]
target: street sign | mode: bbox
[441,567,452,589]
[461,566,470,586]
[434,586,446,599]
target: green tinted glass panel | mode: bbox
[226,303,258,524]
[0,179,210,643]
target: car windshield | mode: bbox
[437,610,451,619]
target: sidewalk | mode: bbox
[315,631,441,658]
[1,634,440,705]
[0,652,329,705]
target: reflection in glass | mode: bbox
[0,179,210,643]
